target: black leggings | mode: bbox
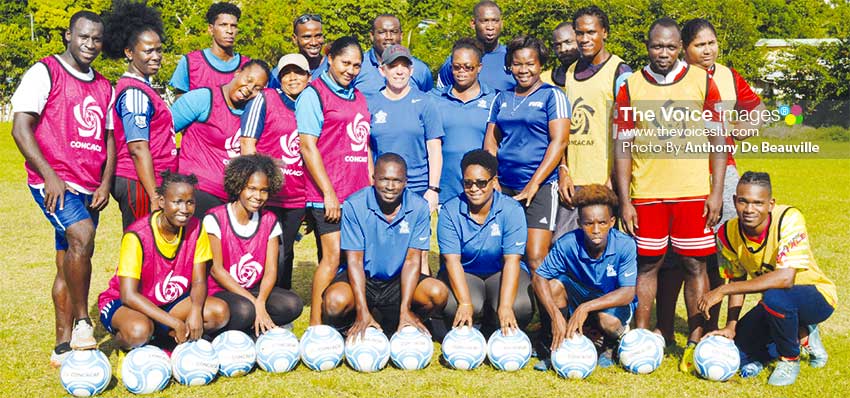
[214,286,303,333]
[439,270,534,328]
[268,207,305,290]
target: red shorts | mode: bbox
[632,198,716,257]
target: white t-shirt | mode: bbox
[203,203,283,240]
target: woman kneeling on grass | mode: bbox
[205,154,304,335]
[97,171,229,350]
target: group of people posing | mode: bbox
[11,0,835,387]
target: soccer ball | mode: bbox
[441,326,487,370]
[344,327,391,372]
[60,350,112,397]
[551,335,598,379]
[121,345,171,394]
[390,326,434,370]
[171,340,219,386]
[299,325,345,371]
[694,335,740,381]
[255,328,300,373]
[618,329,664,374]
[212,330,256,377]
[487,329,532,371]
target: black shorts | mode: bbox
[330,271,432,333]
[502,181,558,231]
[305,207,341,236]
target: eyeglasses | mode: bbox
[451,63,479,72]
[462,176,495,189]
[295,14,322,25]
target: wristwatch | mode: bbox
[428,185,441,193]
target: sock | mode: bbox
[54,342,71,354]
[686,340,698,347]
[75,318,93,326]
[800,335,810,348]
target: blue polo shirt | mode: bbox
[429,83,497,203]
[367,87,444,193]
[437,44,515,92]
[336,47,434,96]
[169,49,246,93]
[438,191,528,276]
[487,84,571,190]
[536,228,637,303]
[268,57,326,89]
[341,187,431,280]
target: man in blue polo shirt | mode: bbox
[351,14,433,95]
[532,184,638,370]
[436,1,515,92]
[322,153,449,338]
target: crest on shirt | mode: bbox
[477,99,489,109]
[490,223,501,237]
[500,102,507,108]
[606,264,616,277]
[225,130,242,158]
[374,110,388,124]
[133,115,148,129]
[529,101,544,108]
[399,220,410,234]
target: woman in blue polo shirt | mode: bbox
[367,44,444,212]
[483,35,570,276]
[438,150,533,334]
[431,38,499,204]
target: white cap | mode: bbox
[276,53,310,73]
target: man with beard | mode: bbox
[542,22,579,88]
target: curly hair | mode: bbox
[206,2,241,24]
[505,35,550,68]
[223,154,283,202]
[155,170,198,197]
[101,0,163,59]
[573,184,619,215]
[461,149,497,178]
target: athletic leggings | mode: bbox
[439,270,534,328]
[214,286,303,333]
[268,207,305,290]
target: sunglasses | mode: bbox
[462,176,495,189]
[451,63,479,72]
[295,14,322,25]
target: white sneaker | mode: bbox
[49,349,71,368]
[70,320,97,350]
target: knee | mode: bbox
[120,319,154,348]
[681,257,707,278]
[425,281,449,309]
[596,312,625,337]
[64,222,95,255]
[322,289,352,320]
[512,295,534,324]
[761,289,791,313]
[269,292,304,321]
[207,299,232,331]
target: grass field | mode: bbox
[1,123,848,397]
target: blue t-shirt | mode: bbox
[241,89,296,139]
[438,191,528,275]
[294,71,356,137]
[429,83,498,203]
[116,75,154,143]
[340,187,431,280]
[268,57,326,89]
[171,88,216,131]
[169,48,245,93]
[487,84,571,190]
[536,228,637,303]
[437,44,515,92]
[367,87,444,193]
[349,47,434,96]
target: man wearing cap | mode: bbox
[270,14,326,89]
[240,53,312,290]
[352,14,433,96]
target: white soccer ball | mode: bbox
[255,328,300,373]
[617,329,664,374]
[212,330,256,377]
[694,335,740,382]
[441,326,487,370]
[121,345,171,394]
[344,327,391,372]
[60,349,112,397]
[390,326,434,370]
[171,340,219,386]
[299,325,345,371]
[551,335,598,379]
[487,329,532,371]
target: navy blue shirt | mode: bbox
[536,228,637,302]
[341,187,431,280]
[438,191,528,275]
[429,83,497,203]
[437,44,515,92]
[487,84,571,190]
[345,48,434,96]
[367,87,444,193]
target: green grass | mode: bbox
[1,123,849,397]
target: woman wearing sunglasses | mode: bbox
[437,150,533,336]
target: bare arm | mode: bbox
[424,138,442,212]
[497,254,522,333]
[512,118,569,206]
[299,134,340,222]
[443,254,474,328]
[11,112,68,212]
[398,248,428,333]
[346,250,379,339]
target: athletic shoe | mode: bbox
[768,358,800,386]
[70,319,97,350]
[679,342,696,374]
[802,324,828,368]
[533,358,551,371]
[49,348,71,368]
[282,323,294,331]
[597,350,615,368]
[740,360,764,378]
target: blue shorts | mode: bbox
[99,293,190,335]
[557,275,635,326]
[29,187,99,250]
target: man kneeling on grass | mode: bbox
[532,184,637,370]
[699,171,835,386]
